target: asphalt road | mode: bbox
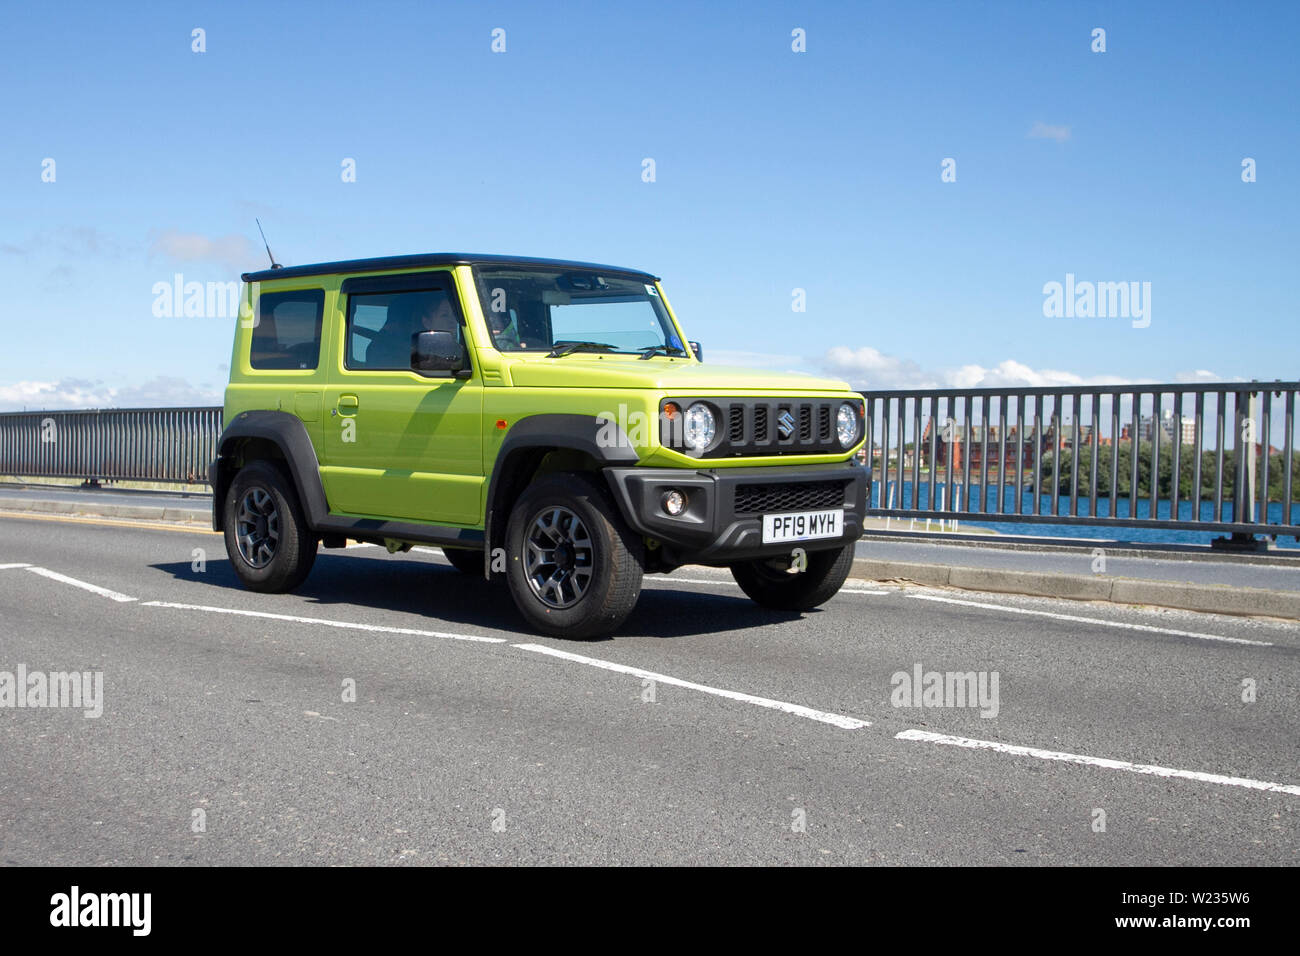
[2,513,1298,865]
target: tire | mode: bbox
[505,472,644,639]
[223,460,318,593]
[441,547,484,575]
[729,543,854,611]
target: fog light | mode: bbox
[661,489,686,516]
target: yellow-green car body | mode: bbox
[213,254,866,636]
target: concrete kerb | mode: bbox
[0,496,208,525]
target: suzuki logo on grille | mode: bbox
[777,409,796,439]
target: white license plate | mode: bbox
[761,509,844,544]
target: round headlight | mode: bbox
[836,402,860,447]
[683,402,716,451]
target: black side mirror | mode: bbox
[688,341,703,362]
[412,330,468,377]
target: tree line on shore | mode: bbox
[1039,442,1300,503]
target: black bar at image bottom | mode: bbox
[0,867,1283,941]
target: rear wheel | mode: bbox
[223,460,317,593]
[441,547,483,575]
[505,473,644,639]
[729,544,854,611]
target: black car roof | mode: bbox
[241,253,659,283]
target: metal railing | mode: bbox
[0,407,223,485]
[4,382,1299,542]
[861,382,1300,540]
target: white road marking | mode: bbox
[0,563,33,570]
[897,728,1300,796]
[25,566,137,603]
[143,601,507,643]
[908,592,1272,647]
[513,642,870,729]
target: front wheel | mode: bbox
[505,472,644,639]
[729,544,854,611]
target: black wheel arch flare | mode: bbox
[484,413,641,578]
[211,411,329,533]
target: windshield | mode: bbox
[473,266,685,355]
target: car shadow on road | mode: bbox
[149,552,805,641]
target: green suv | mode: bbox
[212,254,867,637]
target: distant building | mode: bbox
[895,411,1220,476]
[920,418,1062,471]
[1140,409,1196,445]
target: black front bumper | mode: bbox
[603,462,866,566]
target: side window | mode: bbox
[346,288,461,371]
[250,289,325,370]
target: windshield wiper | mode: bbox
[546,341,619,358]
[638,344,688,360]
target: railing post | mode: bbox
[1214,388,1268,551]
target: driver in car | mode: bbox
[414,293,457,334]
[487,304,523,350]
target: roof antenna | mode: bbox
[255,218,282,269]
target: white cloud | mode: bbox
[822,345,937,389]
[943,359,1136,389]
[0,376,221,412]
[820,346,1142,391]
[1028,121,1071,143]
[1174,369,1244,383]
[0,379,110,409]
[149,230,260,274]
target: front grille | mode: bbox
[734,479,849,515]
[660,397,861,458]
[712,399,846,457]
[729,406,744,442]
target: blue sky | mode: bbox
[0,0,1296,409]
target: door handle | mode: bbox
[336,394,359,416]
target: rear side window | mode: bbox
[250,289,325,370]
